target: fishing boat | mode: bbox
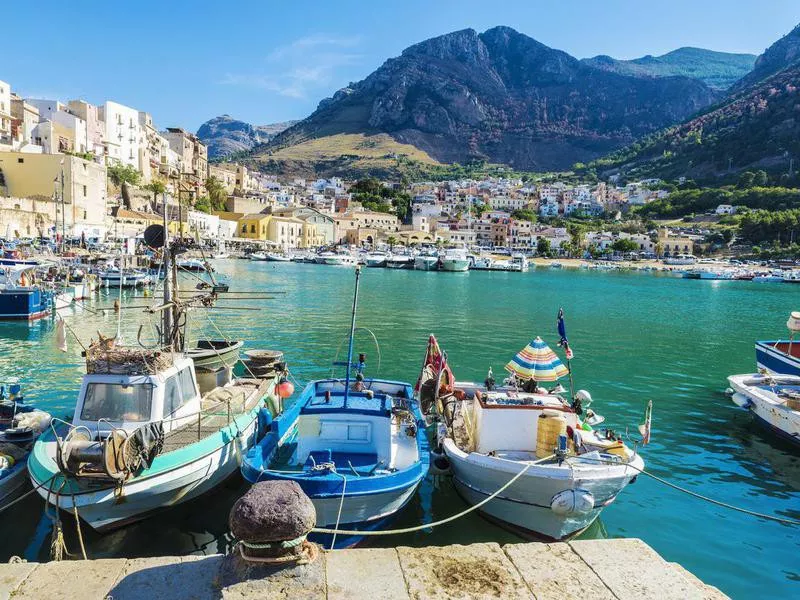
[755,312,800,376]
[249,252,269,261]
[27,226,286,531]
[752,271,784,283]
[265,252,291,262]
[417,316,647,541]
[664,254,697,266]
[0,384,52,504]
[241,267,429,549]
[0,265,53,320]
[176,258,211,272]
[187,339,244,371]
[727,373,800,445]
[783,271,800,283]
[440,247,470,272]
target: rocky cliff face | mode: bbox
[266,27,719,171]
[197,115,297,159]
[731,24,800,92]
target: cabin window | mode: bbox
[163,367,197,417]
[319,421,371,442]
[81,383,153,422]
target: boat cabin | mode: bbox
[73,355,202,438]
[271,379,420,474]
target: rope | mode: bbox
[312,461,532,537]
[0,474,56,514]
[331,470,347,549]
[239,534,307,550]
[567,455,800,527]
[71,494,88,560]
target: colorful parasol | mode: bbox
[505,336,569,382]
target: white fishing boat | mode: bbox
[28,228,285,532]
[441,247,470,272]
[728,373,800,446]
[266,252,291,262]
[755,312,800,376]
[249,252,269,261]
[176,258,210,272]
[471,255,495,270]
[416,323,647,541]
[98,267,150,288]
[752,271,784,283]
[783,270,800,284]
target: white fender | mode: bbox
[550,489,595,516]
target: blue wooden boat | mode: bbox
[241,267,429,549]
[755,312,800,376]
[0,265,52,320]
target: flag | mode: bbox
[557,308,574,360]
[415,334,454,393]
[637,400,653,445]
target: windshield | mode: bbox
[81,382,153,422]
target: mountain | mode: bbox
[257,27,719,173]
[582,47,756,90]
[731,24,800,91]
[197,115,298,159]
[588,61,800,181]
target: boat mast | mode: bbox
[162,190,173,350]
[342,266,362,408]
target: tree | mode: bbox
[737,171,755,189]
[204,175,228,211]
[536,237,551,257]
[386,236,398,250]
[511,208,538,223]
[611,238,640,254]
[107,164,141,209]
[143,180,166,212]
[753,170,769,187]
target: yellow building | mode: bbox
[235,213,321,248]
[398,230,435,245]
[658,231,694,257]
[237,214,271,240]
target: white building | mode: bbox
[539,202,559,218]
[100,101,142,169]
[715,204,737,215]
[0,80,12,151]
[188,210,220,238]
[489,195,527,211]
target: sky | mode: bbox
[5,1,800,132]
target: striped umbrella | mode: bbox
[505,336,569,382]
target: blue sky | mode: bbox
[5,1,800,132]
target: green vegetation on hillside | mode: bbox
[637,186,800,218]
[350,178,412,221]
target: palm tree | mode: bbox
[143,180,166,213]
[386,236,398,250]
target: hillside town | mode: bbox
[1,77,701,258]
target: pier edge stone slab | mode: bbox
[570,538,708,600]
[108,554,225,600]
[503,542,616,600]
[12,558,126,600]
[0,562,37,600]
[326,547,409,600]
[668,563,729,600]
[218,547,327,599]
[397,542,532,600]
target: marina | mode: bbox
[0,260,796,598]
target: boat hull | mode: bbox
[444,438,642,540]
[29,406,264,531]
[441,260,470,272]
[414,257,439,271]
[755,341,800,377]
[0,289,51,320]
[728,373,800,445]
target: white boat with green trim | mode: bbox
[27,350,282,531]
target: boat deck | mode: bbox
[161,379,270,452]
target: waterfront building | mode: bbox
[0,80,11,151]
[67,100,105,158]
[100,100,142,169]
[9,94,41,153]
[350,210,400,233]
[163,127,207,203]
[208,164,237,195]
[271,206,335,245]
[0,151,107,237]
[658,230,695,256]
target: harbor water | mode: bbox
[1,260,798,598]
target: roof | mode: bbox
[239,213,271,221]
[212,211,244,222]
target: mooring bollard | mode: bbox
[229,480,318,565]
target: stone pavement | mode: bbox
[0,538,727,600]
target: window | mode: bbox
[250,224,255,233]
[81,383,153,422]
[83,185,87,197]
[17,158,23,163]
[163,368,197,417]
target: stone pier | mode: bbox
[0,538,727,600]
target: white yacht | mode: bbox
[509,253,530,272]
[364,251,389,268]
[317,250,357,266]
[414,249,440,271]
[441,247,470,272]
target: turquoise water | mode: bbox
[1,261,799,598]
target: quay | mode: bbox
[0,538,726,599]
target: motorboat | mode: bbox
[728,373,800,445]
[752,271,784,283]
[414,249,440,271]
[471,256,495,270]
[0,384,52,504]
[241,267,428,549]
[385,253,414,269]
[416,330,646,541]
[509,253,530,272]
[755,312,800,376]
[364,252,389,268]
[317,250,358,266]
[249,252,269,261]
[176,258,211,272]
[266,252,292,262]
[441,247,470,272]
[0,265,53,320]
[783,271,800,283]
[98,267,151,288]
